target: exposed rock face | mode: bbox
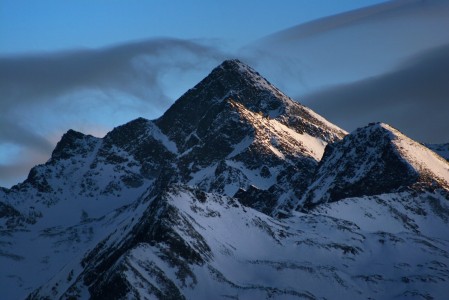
[301,123,449,209]
[156,59,346,145]
[153,59,346,211]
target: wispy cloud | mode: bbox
[244,0,449,96]
[0,38,225,107]
[0,118,53,153]
[301,44,449,143]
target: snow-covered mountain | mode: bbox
[27,186,449,299]
[153,59,346,213]
[301,122,449,208]
[1,60,448,299]
[299,122,449,245]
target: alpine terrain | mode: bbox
[1,60,448,299]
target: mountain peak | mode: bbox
[362,122,397,137]
[359,122,449,185]
[211,59,281,95]
[218,58,246,70]
[51,129,92,160]
[301,122,449,208]
[216,59,260,79]
[156,60,346,150]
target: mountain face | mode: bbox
[1,60,449,300]
[300,122,449,208]
[26,186,449,300]
[299,122,449,246]
[152,59,346,212]
[5,59,343,217]
[156,59,345,143]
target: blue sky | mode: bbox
[2,0,449,188]
[0,0,386,54]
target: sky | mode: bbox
[0,0,387,54]
[1,0,448,188]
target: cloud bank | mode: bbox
[301,44,449,143]
[0,38,224,106]
[244,0,449,96]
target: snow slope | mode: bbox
[29,186,449,299]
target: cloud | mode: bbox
[244,0,449,96]
[0,148,51,188]
[301,43,449,143]
[0,38,225,108]
[0,163,30,188]
[0,117,53,154]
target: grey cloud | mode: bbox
[260,0,443,43]
[240,0,449,145]
[301,44,449,143]
[0,38,225,108]
[245,0,449,97]
[0,117,53,154]
[0,163,32,188]
[0,148,51,188]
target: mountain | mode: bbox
[301,122,449,208]
[300,122,449,242]
[4,60,344,219]
[1,60,449,299]
[27,186,449,300]
[153,59,346,213]
[156,59,345,143]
